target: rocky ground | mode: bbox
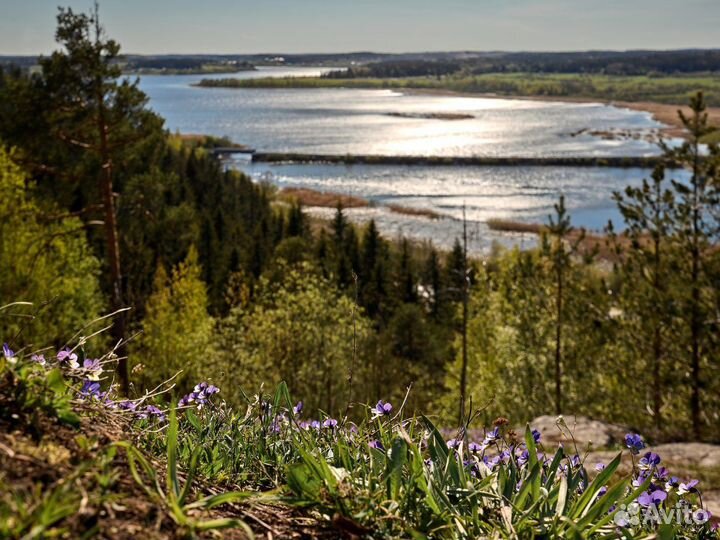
[528,415,720,518]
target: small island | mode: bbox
[385,111,474,120]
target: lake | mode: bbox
[138,66,681,253]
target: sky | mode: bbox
[1,0,719,55]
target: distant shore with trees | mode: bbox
[196,73,720,142]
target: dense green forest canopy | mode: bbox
[326,49,720,78]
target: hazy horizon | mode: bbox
[1,0,719,56]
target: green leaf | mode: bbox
[166,404,180,500]
[387,437,408,500]
[45,368,65,393]
[570,453,622,519]
[287,462,323,501]
[178,446,201,506]
[513,462,541,509]
[524,425,541,501]
[556,474,568,517]
[185,409,201,432]
[56,407,80,426]
[194,517,254,537]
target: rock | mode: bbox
[529,415,631,450]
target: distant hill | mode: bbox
[3,49,720,74]
[325,49,720,78]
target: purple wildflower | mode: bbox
[79,380,103,399]
[179,381,220,410]
[118,400,138,412]
[678,479,700,495]
[638,489,667,508]
[665,476,681,491]
[369,440,384,451]
[638,452,661,471]
[31,354,46,366]
[595,463,606,472]
[193,381,219,396]
[633,471,650,488]
[486,455,502,470]
[310,420,321,430]
[446,438,461,449]
[139,405,166,421]
[57,348,79,369]
[82,358,102,380]
[293,401,303,415]
[272,413,287,433]
[372,400,393,418]
[323,418,338,429]
[625,433,645,455]
[654,467,669,482]
[2,343,15,362]
[695,509,712,524]
[484,427,500,444]
[531,429,541,443]
[468,441,485,454]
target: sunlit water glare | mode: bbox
[139,67,683,253]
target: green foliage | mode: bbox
[0,146,104,349]
[114,406,254,538]
[215,263,372,414]
[0,355,79,428]
[131,248,214,391]
[1,325,718,539]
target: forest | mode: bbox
[324,50,720,78]
[1,5,720,539]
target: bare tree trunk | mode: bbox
[652,232,663,431]
[96,84,128,395]
[690,134,702,439]
[458,207,469,424]
[554,264,563,416]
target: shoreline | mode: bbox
[397,87,720,139]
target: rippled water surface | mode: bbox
[139,67,664,158]
[138,67,678,252]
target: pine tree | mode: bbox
[285,201,306,238]
[39,4,162,392]
[422,248,444,320]
[543,195,582,415]
[394,238,417,304]
[663,92,720,437]
[612,165,677,431]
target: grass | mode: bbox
[196,72,720,106]
[486,219,545,235]
[1,340,718,538]
[278,187,368,208]
[387,204,441,219]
